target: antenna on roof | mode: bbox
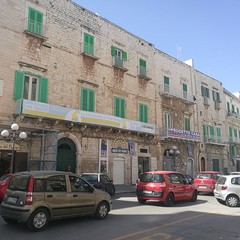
[176,41,182,60]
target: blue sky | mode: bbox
[73,0,240,94]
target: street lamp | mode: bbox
[169,145,180,171]
[1,123,27,173]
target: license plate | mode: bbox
[7,197,17,204]
[143,190,152,194]
[199,185,207,188]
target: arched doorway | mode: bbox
[57,138,76,173]
[200,157,206,171]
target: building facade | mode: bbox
[0,0,239,182]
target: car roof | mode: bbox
[197,171,221,174]
[142,171,182,174]
[13,170,77,177]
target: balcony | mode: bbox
[203,135,228,146]
[159,85,195,105]
[160,127,200,142]
[15,99,155,135]
[81,43,100,61]
[24,17,47,40]
[229,137,240,145]
[137,66,151,81]
[112,56,128,72]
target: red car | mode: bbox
[194,171,221,194]
[136,171,198,206]
[0,174,12,202]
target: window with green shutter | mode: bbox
[139,59,147,76]
[234,129,238,138]
[111,46,127,68]
[14,71,48,103]
[80,88,95,112]
[227,102,230,113]
[184,117,190,131]
[201,86,209,98]
[209,126,214,139]
[139,103,148,123]
[114,97,125,118]
[216,127,221,143]
[28,7,43,35]
[163,76,170,92]
[232,105,235,113]
[212,90,220,102]
[84,33,94,56]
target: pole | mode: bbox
[10,131,16,174]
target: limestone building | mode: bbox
[0,0,239,181]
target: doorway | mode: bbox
[57,138,76,173]
[138,157,149,176]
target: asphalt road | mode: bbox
[0,193,240,240]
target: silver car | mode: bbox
[214,175,240,207]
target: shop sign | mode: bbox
[111,148,128,154]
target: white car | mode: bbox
[214,175,240,207]
[230,172,240,175]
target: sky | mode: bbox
[73,0,240,94]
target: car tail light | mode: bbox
[25,176,34,205]
[221,185,228,190]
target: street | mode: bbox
[0,192,240,240]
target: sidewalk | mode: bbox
[115,184,136,194]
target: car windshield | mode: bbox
[139,173,164,183]
[0,175,11,181]
[8,175,30,191]
[81,175,98,183]
[196,174,212,179]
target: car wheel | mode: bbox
[138,198,146,204]
[27,208,50,232]
[2,217,18,224]
[191,190,198,202]
[164,193,174,207]
[226,195,239,207]
[95,201,109,219]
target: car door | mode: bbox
[69,175,96,216]
[44,174,71,218]
[169,173,185,201]
[101,174,113,194]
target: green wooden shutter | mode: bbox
[234,129,238,138]
[38,77,48,103]
[120,98,125,118]
[185,118,190,131]
[164,76,169,85]
[111,46,116,56]
[81,88,88,110]
[122,51,127,61]
[183,83,187,92]
[28,8,35,33]
[139,104,148,123]
[140,59,146,67]
[203,125,208,141]
[229,127,233,137]
[14,71,24,100]
[227,102,230,112]
[36,10,43,35]
[114,97,119,116]
[88,90,95,111]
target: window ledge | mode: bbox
[24,30,48,41]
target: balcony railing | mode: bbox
[81,43,100,61]
[137,66,151,80]
[112,56,128,72]
[159,85,195,104]
[160,127,200,142]
[203,135,228,145]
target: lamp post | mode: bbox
[169,145,180,171]
[1,123,27,173]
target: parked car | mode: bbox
[214,175,240,207]
[185,174,194,184]
[0,174,12,202]
[136,171,198,207]
[230,172,240,175]
[81,173,115,196]
[194,171,221,194]
[0,171,112,231]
